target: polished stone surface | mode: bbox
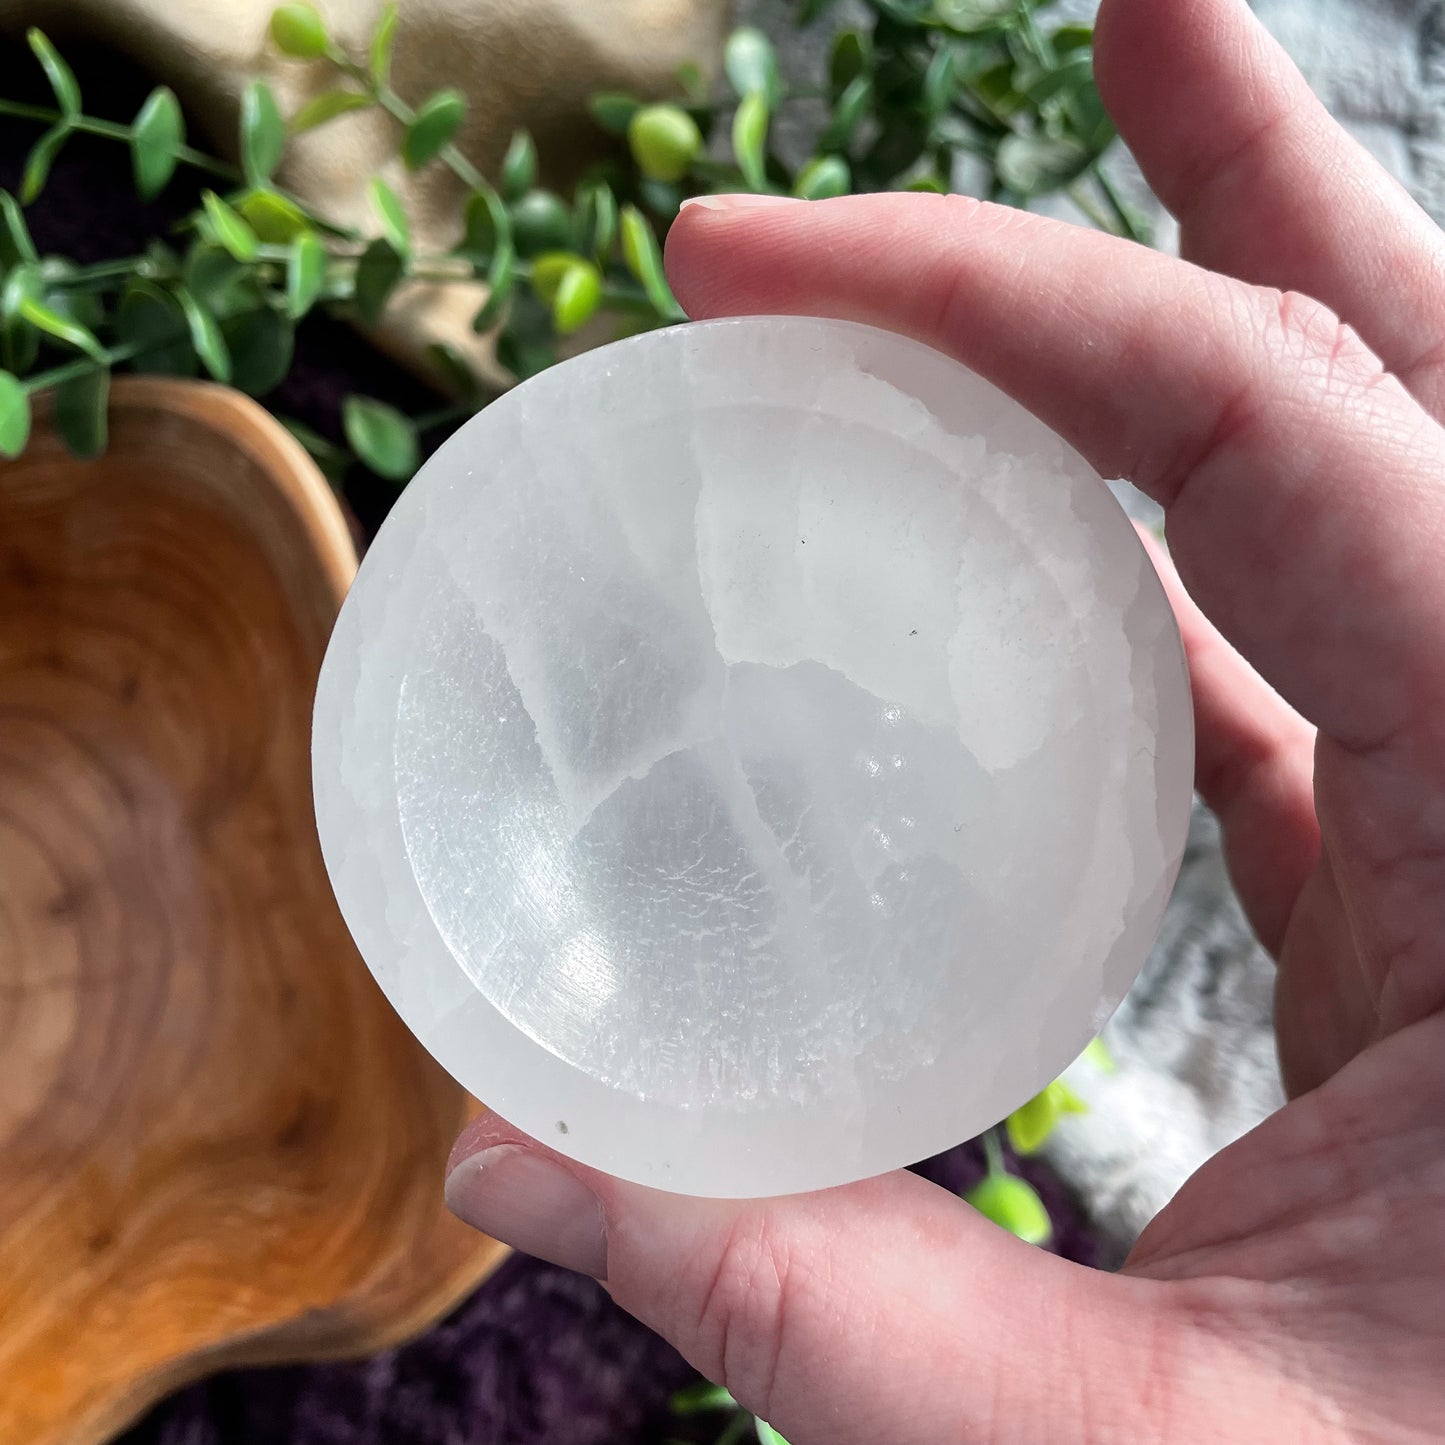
[313,316,1193,1197]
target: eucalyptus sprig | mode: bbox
[0,0,1143,477]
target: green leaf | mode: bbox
[552,260,602,335]
[573,180,617,260]
[460,186,511,259]
[183,244,254,316]
[820,74,871,152]
[1082,1036,1115,1073]
[0,262,40,323]
[1065,77,1116,153]
[287,230,326,318]
[0,370,30,459]
[1005,1089,1060,1155]
[292,87,372,133]
[18,292,105,360]
[175,285,232,381]
[115,280,197,375]
[1051,24,1096,55]
[21,124,69,205]
[829,30,870,97]
[130,87,184,200]
[280,415,349,478]
[529,250,580,305]
[40,266,103,331]
[995,132,1093,194]
[731,91,770,192]
[270,3,329,59]
[1023,54,1094,107]
[241,80,287,185]
[343,394,417,480]
[676,60,709,103]
[923,43,962,119]
[354,237,404,328]
[509,190,572,258]
[934,0,1017,33]
[495,318,554,381]
[792,154,850,200]
[238,188,310,243]
[1,314,38,373]
[403,88,466,170]
[200,190,261,261]
[669,1382,737,1415]
[54,366,109,460]
[619,204,679,317]
[638,178,683,222]
[369,2,400,86]
[799,0,839,23]
[754,1422,791,1445]
[588,92,640,135]
[223,305,294,395]
[27,29,81,117]
[724,27,781,105]
[368,176,410,254]
[628,104,703,184]
[1006,1080,1088,1155]
[500,129,538,202]
[471,240,514,332]
[424,341,480,399]
[964,1172,1052,1245]
[0,191,37,269]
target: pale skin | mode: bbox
[444,0,1445,1438]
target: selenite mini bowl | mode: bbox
[313,316,1193,1198]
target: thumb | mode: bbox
[445,1113,1185,1444]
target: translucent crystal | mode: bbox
[312,316,1193,1197]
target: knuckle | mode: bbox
[692,1208,799,1419]
[1253,286,1386,393]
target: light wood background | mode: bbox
[0,379,506,1445]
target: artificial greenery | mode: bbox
[0,0,1145,478]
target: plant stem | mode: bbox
[21,337,148,393]
[412,400,477,431]
[325,47,510,208]
[1092,165,1148,244]
[47,258,146,286]
[1065,181,1114,234]
[983,1127,1006,1178]
[716,1413,754,1445]
[0,99,237,180]
[1015,5,1057,67]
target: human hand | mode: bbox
[444,0,1445,1438]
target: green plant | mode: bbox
[0,0,1145,479]
[670,1380,795,1445]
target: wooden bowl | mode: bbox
[0,378,507,1445]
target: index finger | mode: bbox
[666,194,1445,772]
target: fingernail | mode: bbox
[680,193,804,212]
[445,1145,608,1280]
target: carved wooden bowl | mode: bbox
[0,378,506,1445]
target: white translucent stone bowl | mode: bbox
[313,315,1193,1198]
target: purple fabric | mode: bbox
[3,38,1099,1444]
[114,1141,1094,1445]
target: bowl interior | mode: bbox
[0,380,503,1445]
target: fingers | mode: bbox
[444,1114,1187,1445]
[666,195,1445,781]
[1093,0,1445,416]
[1139,528,1319,954]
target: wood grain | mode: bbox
[0,379,506,1445]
